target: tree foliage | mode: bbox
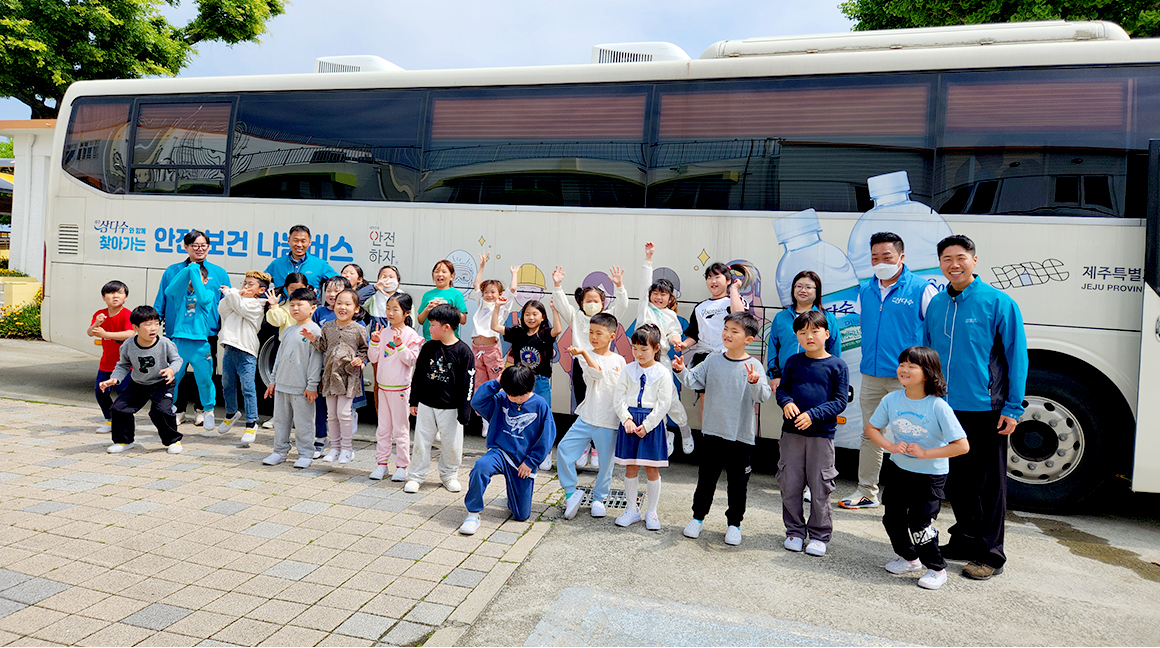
[0,0,286,119]
[840,0,1160,38]
[0,138,11,158]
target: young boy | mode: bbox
[675,262,747,368]
[262,288,323,469]
[99,306,184,454]
[87,280,134,433]
[459,364,556,535]
[558,313,625,519]
[672,311,771,546]
[215,270,271,446]
[774,310,849,557]
[406,303,476,494]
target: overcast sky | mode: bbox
[0,0,853,120]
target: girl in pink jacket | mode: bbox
[367,293,424,481]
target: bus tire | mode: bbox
[255,327,279,415]
[1007,367,1111,513]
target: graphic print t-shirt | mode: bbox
[502,326,557,377]
[869,391,967,476]
[684,296,736,356]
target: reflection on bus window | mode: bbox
[63,101,131,193]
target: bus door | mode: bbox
[1133,140,1160,492]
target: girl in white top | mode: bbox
[467,253,514,433]
[637,242,694,456]
[552,263,629,409]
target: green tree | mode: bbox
[0,138,11,158]
[840,0,1160,37]
[0,0,286,119]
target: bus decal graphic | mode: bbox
[990,259,1069,289]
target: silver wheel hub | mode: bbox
[1009,396,1084,485]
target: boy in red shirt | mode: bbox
[87,281,134,432]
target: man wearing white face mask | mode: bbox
[839,232,939,510]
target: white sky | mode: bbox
[0,0,854,120]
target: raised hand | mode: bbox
[644,241,654,261]
[266,291,279,307]
[745,362,760,384]
[94,313,106,326]
[609,265,624,287]
[369,325,382,344]
[552,266,566,287]
[393,327,403,345]
[497,294,509,305]
[479,252,490,267]
[730,277,742,293]
[671,355,685,372]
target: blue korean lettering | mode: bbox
[329,236,353,263]
[226,231,248,257]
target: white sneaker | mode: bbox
[194,410,205,426]
[589,449,599,470]
[321,449,339,463]
[784,536,804,552]
[724,525,742,546]
[97,421,112,434]
[539,453,552,472]
[167,442,183,455]
[666,430,675,457]
[293,457,312,469]
[459,515,481,535]
[803,486,812,502]
[443,479,462,493]
[563,492,583,520]
[683,519,703,539]
[239,429,256,447]
[262,453,286,466]
[805,540,827,557]
[403,480,420,493]
[312,442,325,459]
[644,511,661,531]
[216,417,236,435]
[615,510,641,527]
[369,465,388,480]
[917,569,948,590]
[575,447,590,468]
[590,500,606,518]
[681,433,695,455]
[337,449,353,464]
[202,412,215,432]
[391,468,407,482]
[261,419,274,430]
[175,412,186,426]
[107,443,129,454]
[885,557,924,575]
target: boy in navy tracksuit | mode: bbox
[924,234,1028,581]
[460,364,557,535]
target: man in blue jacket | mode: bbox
[264,225,336,290]
[924,234,1028,581]
[153,230,230,426]
[841,232,939,510]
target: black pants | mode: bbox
[175,335,218,412]
[111,379,182,446]
[945,410,1007,569]
[882,459,947,570]
[692,434,752,527]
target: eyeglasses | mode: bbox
[188,244,209,250]
[793,283,817,291]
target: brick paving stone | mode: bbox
[120,602,193,631]
[36,587,109,614]
[34,458,79,468]
[258,625,327,647]
[262,559,317,581]
[0,569,33,590]
[0,576,71,604]
[383,577,436,601]
[241,521,291,539]
[403,601,453,626]
[210,617,280,645]
[0,605,67,634]
[20,501,73,514]
[166,610,236,639]
[422,584,470,607]
[383,542,431,560]
[485,529,519,545]
[441,567,487,588]
[139,479,186,491]
[288,500,331,514]
[290,604,352,633]
[333,611,398,640]
[28,612,109,643]
[381,620,434,646]
[223,479,264,491]
[74,621,154,647]
[316,634,375,647]
[204,500,252,515]
[0,598,27,621]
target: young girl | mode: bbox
[342,263,376,304]
[266,272,309,340]
[417,260,468,340]
[551,264,628,407]
[311,275,352,456]
[491,298,561,406]
[865,346,969,591]
[613,324,674,531]
[363,265,406,332]
[638,242,694,456]
[468,253,513,431]
[367,293,423,482]
[302,289,368,465]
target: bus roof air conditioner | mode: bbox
[314,56,405,73]
[591,42,691,64]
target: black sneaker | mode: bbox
[838,496,880,509]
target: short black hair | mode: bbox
[428,303,461,330]
[129,305,161,326]
[631,323,662,361]
[590,312,618,334]
[321,275,352,292]
[101,280,128,297]
[704,262,731,279]
[183,230,207,247]
[289,225,311,237]
[724,311,760,337]
[500,364,536,397]
[792,310,829,333]
[937,234,976,257]
[898,346,948,398]
[870,231,904,254]
[288,287,318,305]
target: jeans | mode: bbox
[222,346,258,425]
[534,375,552,406]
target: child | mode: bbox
[262,288,323,469]
[165,259,219,431]
[311,275,352,457]
[88,280,134,433]
[407,303,476,493]
[367,292,423,482]
[675,262,747,367]
[302,289,368,464]
[638,242,694,456]
[558,313,625,519]
[775,310,849,557]
[552,264,627,407]
[613,324,674,530]
[672,312,771,546]
[99,306,183,454]
[866,346,969,591]
[468,254,513,425]
[363,265,405,332]
[342,263,376,303]
[265,272,308,340]
[417,260,468,340]
[459,364,556,535]
[216,271,271,446]
[491,297,561,470]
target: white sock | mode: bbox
[646,477,661,516]
[679,425,692,441]
[625,476,639,513]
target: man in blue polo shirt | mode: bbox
[265,225,337,289]
[841,232,939,510]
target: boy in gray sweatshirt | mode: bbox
[672,311,772,547]
[99,305,184,454]
[262,287,324,468]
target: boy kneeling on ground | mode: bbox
[459,364,557,535]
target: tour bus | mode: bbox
[43,20,1160,511]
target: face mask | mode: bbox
[382,278,399,293]
[583,302,602,317]
[873,263,900,281]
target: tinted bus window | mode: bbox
[131,101,231,195]
[63,100,132,193]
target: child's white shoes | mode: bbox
[167,442,183,455]
[293,457,313,469]
[539,453,553,472]
[403,480,420,493]
[784,536,804,552]
[590,500,606,518]
[262,453,285,466]
[615,510,641,527]
[805,539,827,556]
[563,492,583,520]
[885,557,924,575]
[918,569,947,590]
[97,421,112,434]
[391,468,407,482]
[369,465,388,480]
[644,512,661,531]
[724,525,742,546]
[239,429,256,447]
[321,449,339,463]
[459,515,480,535]
[337,449,354,464]
[683,519,702,539]
[442,478,462,493]
[107,443,130,454]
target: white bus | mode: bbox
[44,20,1160,510]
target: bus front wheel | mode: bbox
[255,331,279,415]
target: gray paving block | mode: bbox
[0,472,19,482]
[20,501,73,514]
[69,472,129,484]
[33,478,97,492]
[114,458,152,467]
[355,487,392,499]
[0,598,26,620]
[223,478,263,490]
[382,621,433,646]
[196,641,240,647]
[384,542,430,560]
[204,501,251,515]
[296,468,327,478]
[372,498,409,513]
[35,458,78,468]
[486,530,519,545]
[140,479,186,490]
[340,496,379,509]
[1,577,70,604]
[163,462,201,471]
[20,439,51,446]
[335,612,398,641]
[0,570,32,591]
[387,491,426,505]
[442,568,486,588]
[263,560,317,581]
[402,601,453,626]
[122,602,192,631]
[242,522,291,539]
[114,501,164,515]
[288,501,330,515]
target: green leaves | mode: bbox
[840,0,1160,37]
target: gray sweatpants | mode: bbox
[777,432,838,543]
[273,391,315,459]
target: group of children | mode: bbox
[88,241,967,591]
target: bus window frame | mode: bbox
[125,94,238,197]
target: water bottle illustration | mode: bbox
[846,171,953,285]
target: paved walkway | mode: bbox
[0,397,556,646]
